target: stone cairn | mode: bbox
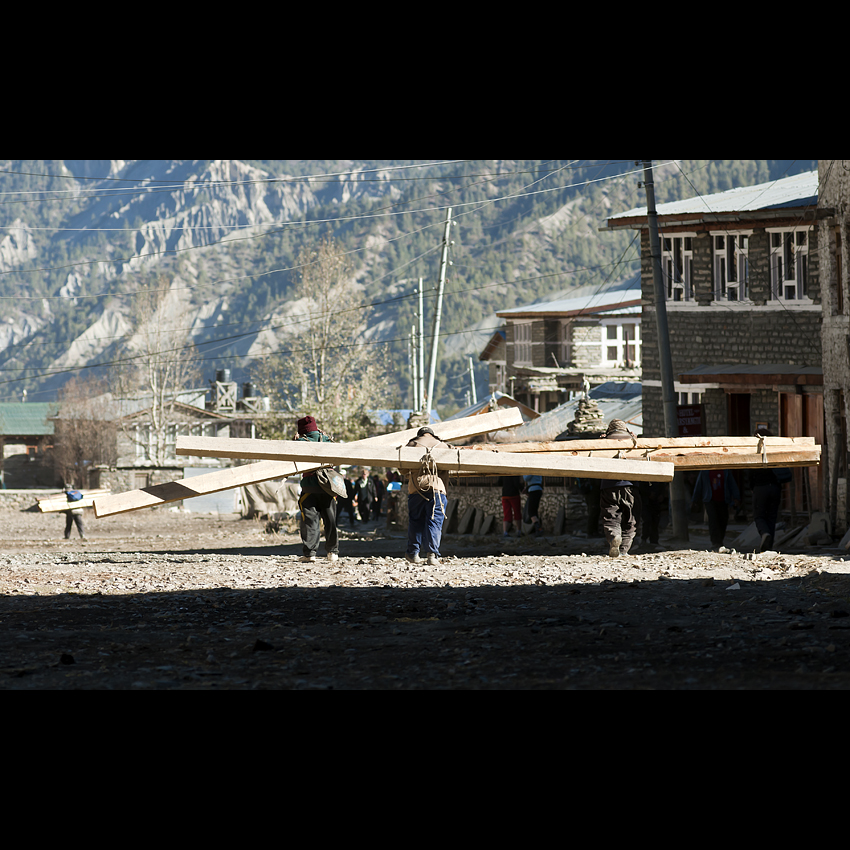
[566,393,605,436]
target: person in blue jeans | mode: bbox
[405,427,451,567]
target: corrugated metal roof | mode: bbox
[498,272,641,317]
[488,381,642,442]
[606,170,818,225]
[0,403,58,437]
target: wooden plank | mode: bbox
[94,408,522,517]
[478,436,816,453]
[39,499,96,512]
[37,488,110,502]
[469,436,820,470]
[174,438,675,482]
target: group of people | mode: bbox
[293,414,793,566]
[337,467,391,526]
[294,416,450,567]
[498,475,544,538]
[590,421,790,557]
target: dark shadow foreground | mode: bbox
[2,565,849,690]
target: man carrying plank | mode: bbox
[600,420,641,558]
[404,427,453,567]
[95,408,525,518]
[294,415,338,564]
[62,486,86,540]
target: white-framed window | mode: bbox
[602,321,641,366]
[513,321,532,365]
[712,232,750,301]
[678,391,703,405]
[662,234,694,301]
[769,227,811,301]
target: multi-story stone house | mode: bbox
[604,169,827,517]
[479,274,642,414]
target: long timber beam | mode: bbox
[175,438,675,482]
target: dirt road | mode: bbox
[2,506,849,689]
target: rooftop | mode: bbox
[496,272,641,318]
[0,403,58,437]
[604,169,819,229]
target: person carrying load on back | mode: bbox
[404,427,452,567]
[294,415,339,564]
[600,419,642,557]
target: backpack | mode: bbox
[66,490,84,502]
[315,467,348,499]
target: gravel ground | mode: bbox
[2,505,850,689]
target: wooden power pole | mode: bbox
[642,160,689,541]
[426,207,453,422]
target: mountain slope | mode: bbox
[0,159,818,412]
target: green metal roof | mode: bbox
[0,403,58,437]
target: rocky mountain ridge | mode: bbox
[0,159,818,411]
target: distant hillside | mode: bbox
[0,159,817,414]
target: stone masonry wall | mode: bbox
[393,478,587,537]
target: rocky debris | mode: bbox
[1,506,850,689]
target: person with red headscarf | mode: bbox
[295,415,339,563]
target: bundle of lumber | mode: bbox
[173,436,675,483]
[37,489,110,513]
[466,435,820,471]
[95,408,523,518]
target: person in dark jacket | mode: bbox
[751,428,790,552]
[371,474,385,518]
[339,473,357,527]
[600,419,642,557]
[690,470,740,550]
[295,415,338,563]
[352,467,376,522]
[638,480,668,549]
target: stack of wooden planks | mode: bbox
[95,408,525,517]
[172,436,676,483]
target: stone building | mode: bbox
[479,274,642,414]
[603,169,827,519]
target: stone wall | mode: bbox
[0,490,56,511]
[392,478,588,536]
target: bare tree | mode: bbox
[111,276,202,464]
[53,374,119,488]
[253,236,393,441]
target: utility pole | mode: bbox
[418,278,425,413]
[642,160,689,541]
[410,324,419,411]
[426,207,452,422]
[468,355,477,406]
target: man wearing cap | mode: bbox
[295,415,339,563]
[405,426,451,567]
[600,419,642,557]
